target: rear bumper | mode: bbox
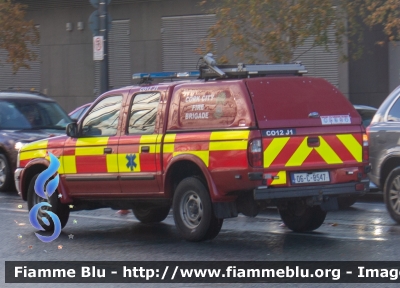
[254,179,370,200]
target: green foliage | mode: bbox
[198,0,389,63]
[0,0,39,72]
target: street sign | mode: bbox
[90,0,111,9]
[93,36,104,60]
[88,10,112,36]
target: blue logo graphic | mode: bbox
[126,154,137,171]
[28,152,62,243]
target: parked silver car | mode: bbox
[369,86,400,223]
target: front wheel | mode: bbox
[279,201,326,232]
[173,177,223,242]
[0,153,12,192]
[27,174,70,231]
[384,167,400,223]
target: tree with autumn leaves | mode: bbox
[199,0,400,64]
[0,0,38,72]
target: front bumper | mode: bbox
[14,168,23,195]
[254,179,370,200]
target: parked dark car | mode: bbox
[0,91,71,192]
[368,86,400,223]
[337,104,378,208]
[68,103,91,121]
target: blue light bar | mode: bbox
[132,71,199,80]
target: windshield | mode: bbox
[0,99,71,130]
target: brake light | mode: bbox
[362,133,369,161]
[248,138,263,167]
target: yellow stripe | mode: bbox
[75,147,106,156]
[264,137,290,168]
[140,134,158,143]
[315,137,343,164]
[76,137,109,146]
[106,154,119,173]
[62,155,77,174]
[209,140,247,151]
[210,130,249,141]
[336,134,362,162]
[271,171,287,185]
[20,150,47,161]
[118,153,141,172]
[163,134,176,153]
[285,138,313,167]
[20,140,48,152]
[173,151,209,167]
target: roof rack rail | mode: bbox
[132,53,307,83]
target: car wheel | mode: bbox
[27,174,70,231]
[0,153,12,192]
[173,177,222,242]
[384,167,400,224]
[279,201,326,232]
[132,204,171,223]
[337,195,358,209]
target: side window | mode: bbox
[81,95,122,136]
[128,92,160,134]
[388,97,400,122]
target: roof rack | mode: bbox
[132,53,307,82]
[0,88,48,97]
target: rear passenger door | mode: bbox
[118,91,162,195]
[63,95,123,195]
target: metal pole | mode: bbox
[99,0,109,94]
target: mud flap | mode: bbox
[320,197,339,212]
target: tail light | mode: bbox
[362,132,369,161]
[248,138,263,167]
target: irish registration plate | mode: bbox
[291,171,330,184]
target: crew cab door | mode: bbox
[62,95,123,195]
[117,90,163,195]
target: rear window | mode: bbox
[246,77,361,129]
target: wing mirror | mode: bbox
[66,122,78,138]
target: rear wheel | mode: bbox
[173,177,223,241]
[279,201,326,232]
[132,205,171,223]
[0,154,12,192]
[27,174,70,231]
[384,167,400,223]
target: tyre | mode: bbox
[337,195,358,209]
[173,177,223,242]
[384,167,400,223]
[132,204,171,223]
[27,174,70,231]
[0,153,12,192]
[279,201,326,232]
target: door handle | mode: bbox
[104,148,112,154]
[141,146,150,153]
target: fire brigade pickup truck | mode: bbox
[15,54,370,242]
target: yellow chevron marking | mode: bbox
[315,137,343,164]
[210,130,250,141]
[263,137,290,168]
[271,171,287,185]
[337,134,362,162]
[173,151,209,167]
[285,138,313,167]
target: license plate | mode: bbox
[291,171,330,184]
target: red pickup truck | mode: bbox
[15,55,370,241]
